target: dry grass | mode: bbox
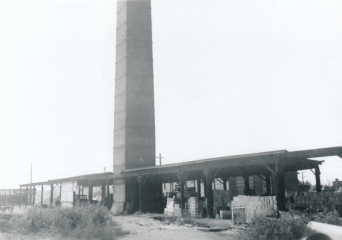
[6,204,126,240]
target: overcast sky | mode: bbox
[0,0,341,189]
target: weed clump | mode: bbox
[10,204,125,240]
[240,210,342,240]
[312,211,342,226]
[240,213,312,240]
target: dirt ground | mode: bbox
[0,207,244,240]
[114,214,243,240]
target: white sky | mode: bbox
[0,0,341,189]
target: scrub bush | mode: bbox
[312,211,342,226]
[240,214,312,240]
[10,204,125,240]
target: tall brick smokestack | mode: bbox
[112,0,155,212]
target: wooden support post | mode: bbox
[106,183,110,210]
[29,186,32,205]
[244,176,249,190]
[197,180,201,198]
[19,186,22,209]
[266,175,271,196]
[315,166,321,192]
[25,186,28,208]
[101,184,106,204]
[89,185,93,203]
[5,190,7,206]
[180,174,185,211]
[50,184,54,208]
[41,185,44,206]
[203,168,218,219]
[73,191,76,207]
[276,159,286,211]
[137,176,143,212]
[175,170,187,214]
[59,184,62,201]
[221,177,230,191]
[205,170,213,218]
[33,187,36,206]
[202,179,207,198]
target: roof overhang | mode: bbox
[120,146,342,179]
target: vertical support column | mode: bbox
[106,182,110,210]
[180,174,185,211]
[50,184,54,207]
[266,175,271,196]
[89,185,93,203]
[315,166,321,192]
[41,185,44,206]
[176,170,187,214]
[59,184,62,204]
[33,187,36,206]
[203,168,218,219]
[222,177,229,191]
[276,159,286,211]
[205,171,213,218]
[73,191,76,207]
[29,185,32,205]
[101,184,106,204]
[244,176,249,190]
[19,186,22,209]
[137,176,143,212]
[202,179,207,198]
[5,190,7,206]
[25,186,28,208]
[197,180,201,198]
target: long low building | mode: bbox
[19,146,342,218]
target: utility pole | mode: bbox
[156,153,163,165]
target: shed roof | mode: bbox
[120,146,342,179]
[18,146,342,187]
[19,172,113,187]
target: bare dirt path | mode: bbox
[114,214,242,240]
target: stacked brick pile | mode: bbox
[188,197,204,217]
[231,196,277,223]
[213,190,231,207]
[286,191,342,211]
[164,198,181,216]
